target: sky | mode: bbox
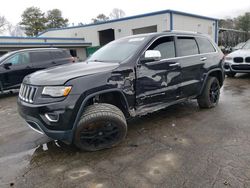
[0,0,250,25]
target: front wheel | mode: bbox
[74,103,127,151]
[197,77,221,108]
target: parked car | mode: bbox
[223,40,250,77]
[0,48,74,92]
[18,32,225,151]
[232,42,245,51]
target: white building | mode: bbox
[0,9,218,60]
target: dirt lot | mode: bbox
[0,74,250,188]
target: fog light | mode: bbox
[224,63,230,69]
[45,113,59,122]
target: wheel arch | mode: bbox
[199,69,224,95]
[72,89,130,135]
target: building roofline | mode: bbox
[38,9,218,36]
[0,36,85,40]
[0,42,92,46]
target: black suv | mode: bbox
[18,32,224,151]
[0,48,74,92]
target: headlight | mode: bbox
[42,86,72,97]
[225,56,233,61]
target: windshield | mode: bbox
[243,41,250,49]
[88,36,148,63]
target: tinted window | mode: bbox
[51,50,71,59]
[196,37,216,53]
[30,51,52,63]
[5,52,30,65]
[148,36,176,59]
[177,37,199,57]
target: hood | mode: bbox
[23,61,119,85]
[227,49,250,58]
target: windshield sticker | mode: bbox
[129,37,145,42]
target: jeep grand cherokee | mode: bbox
[18,32,225,151]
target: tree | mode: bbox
[46,9,68,29]
[20,7,47,36]
[219,18,235,29]
[92,14,109,23]
[109,8,125,19]
[7,24,25,36]
[236,12,250,32]
[0,16,8,33]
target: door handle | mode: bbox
[200,57,207,61]
[169,63,180,67]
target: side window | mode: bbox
[30,51,52,63]
[196,37,216,53]
[6,52,30,65]
[51,50,70,59]
[148,36,176,59]
[177,37,199,57]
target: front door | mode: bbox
[136,36,182,106]
[1,52,32,89]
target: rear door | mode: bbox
[176,36,204,98]
[136,36,182,106]
[1,52,32,88]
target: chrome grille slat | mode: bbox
[19,84,37,103]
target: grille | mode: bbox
[232,64,250,70]
[19,84,37,103]
[245,57,250,63]
[233,57,244,63]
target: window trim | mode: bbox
[137,34,218,65]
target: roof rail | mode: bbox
[164,30,203,34]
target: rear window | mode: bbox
[30,51,52,63]
[196,37,216,53]
[177,37,199,57]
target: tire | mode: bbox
[74,103,127,151]
[197,77,220,108]
[226,72,236,77]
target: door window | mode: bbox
[177,37,199,57]
[5,52,30,65]
[30,51,52,63]
[196,37,216,53]
[147,36,176,59]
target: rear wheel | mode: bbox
[226,72,236,77]
[74,103,127,151]
[197,77,220,108]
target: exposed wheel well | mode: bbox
[84,91,130,118]
[208,70,223,86]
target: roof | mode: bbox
[0,36,85,40]
[38,9,218,36]
[0,36,92,48]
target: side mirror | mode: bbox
[4,62,12,69]
[141,50,161,63]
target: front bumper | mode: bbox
[17,94,81,143]
[224,62,250,73]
